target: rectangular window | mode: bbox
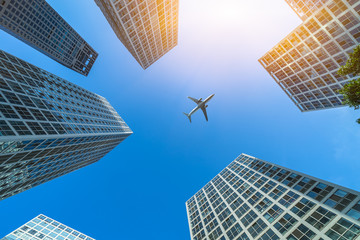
[248,192,263,206]
[307,183,334,201]
[258,229,279,240]
[269,185,287,200]
[326,218,360,240]
[222,215,237,231]
[306,206,336,230]
[279,191,299,208]
[255,198,273,213]
[347,200,360,221]
[226,223,242,240]
[248,219,267,238]
[261,180,276,193]
[291,198,315,218]
[274,213,298,235]
[263,204,283,223]
[324,189,357,211]
[241,210,258,226]
[235,203,250,218]
[287,224,316,240]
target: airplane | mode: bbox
[183,94,215,123]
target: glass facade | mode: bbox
[186,154,360,240]
[94,0,178,69]
[285,0,331,21]
[2,214,94,240]
[259,0,360,112]
[0,0,98,76]
[0,49,132,200]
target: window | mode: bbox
[192,222,203,236]
[265,166,280,177]
[291,198,315,218]
[0,103,19,119]
[241,210,258,226]
[205,219,218,233]
[226,223,242,240]
[282,173,301,187]
[14,106,34,120]
[248,219,267,238]
[208,227,222,240]
[324,189,357,211]
[269,185,286,200]
[218,208,231,222]
[237,233,249,240]
[255,198,273,213]
[215,202,226,214]
[279,191,299,208]
[230,197,243,211]
[242,187,255,199]
[203,213,214,225]
[326,21,344,38]
[287,224,316,240]
[261,180,276,193]
[235,203,250,218]
[306,206,336,230]
[307,183,334,201]
[9,121,32,135]
[347,200,360,221]
[222,215,237,231]
[274,213,298,235]
[326,218,360,240]
[248,192,263,206]
[194,229,205,240]
[336,34,355,50]
[264,204,283,223]
[258,229,280,240]
[0,120,15,136]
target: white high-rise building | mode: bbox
[259,0,360,112]
[186,154,360,240]
[94,0,179,69]
[2,214,94,240]
[0,49,132,200]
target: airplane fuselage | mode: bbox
[188,94,214,117]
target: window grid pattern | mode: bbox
[2,214,94,240]
[0,0,97,76]
[285,0,331,21]
[95,0,178,69]
[259,0,360,112]
[186,154,360,240]
[0,50,132,200]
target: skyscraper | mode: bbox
[2,214,94,240]
[0,0,98,76]
[259,0,360,112]
[94,0,179,69]
[186,153,360,240]
[0,49,132,200]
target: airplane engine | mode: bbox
[205,105,208,108]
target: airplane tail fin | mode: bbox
[183,113,192,123]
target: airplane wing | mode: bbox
[201,106,208,121]
[188,96,202,104]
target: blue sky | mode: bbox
[1,0,360,239]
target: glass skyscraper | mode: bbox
[0,0,98,76]
[2,214,94,240]
[0,49,132,200]
[186,153,360,240]
[94,0,179,69]
[259,0,360,112]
